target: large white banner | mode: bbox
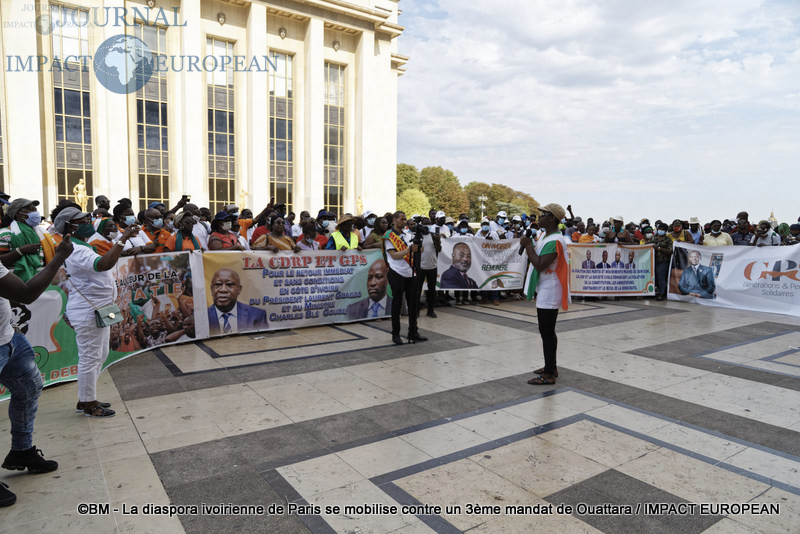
[437,237,528,291]
[669,242,800,316]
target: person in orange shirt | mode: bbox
[164,212,202,251]
[578,224,601,243]
[141,208,171,253]
[88,218,118,255]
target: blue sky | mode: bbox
[396,0,800,225]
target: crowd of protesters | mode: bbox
[0,188,797,507]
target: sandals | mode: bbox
[533,367,558,377]
[83,404,115,417]
[527,374,556,385]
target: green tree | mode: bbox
[396,163,421,195]
[418,166,469,216]
[396,188,431,217]
[464,181,540,220]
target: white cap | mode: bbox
[497,211,507,218]
[512,215,522,222]
[435,211,445,219]
[362,210,374,218]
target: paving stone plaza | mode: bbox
[1,297,799,533]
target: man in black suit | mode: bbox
[581,250,596,269]
[440,242,478,289]
[208,268,268,335]
[347,259,392,320]
[595,249,611,269]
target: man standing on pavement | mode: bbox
[384,212,427,345]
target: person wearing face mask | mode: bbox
[477,218,500,240]
[54,207,139,417]
[667,218,694,244]
[702,220,733,246]
[359,210,378,241]
[0,199,57,281]
[647,223,673,301]
[164,212,203,251]
[208,212,246,250]
[111,204,154,256]
[490,211,508,238]
[783,224,800,246]
[142,208,171,253]
[314,211,336,248]
[88,218,118,255]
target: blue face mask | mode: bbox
[24,210,42,227]
[321,220,330,228]
[446,223,454,231]
[481,225,490,232]
[657,230,666,236]
[124,215,136,226]
[367,217,376,226]
[152,218,163,229]
[459,227,468,234]
[497,218,505,225]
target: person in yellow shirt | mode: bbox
[703,220,733,247]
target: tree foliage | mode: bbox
[464,181,540,219]
[396,164,538,221]
[396,188,431,217]
[418,166,469,216]
[396,164,421,195]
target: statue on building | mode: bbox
[239,189,248,211]
[356,196,364,216]
[73,178,87,212]
[769,210,778,229]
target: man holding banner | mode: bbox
[520,203,570,386]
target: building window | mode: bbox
[269,52,293,211]
[51,5,93,205]
[134,23,168,212]
[207,38,235,213]
[324,63,345,217]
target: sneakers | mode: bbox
[0,482,15,507]
[2,446,58,474]
[75,401,111,412]
[83,403,115,417]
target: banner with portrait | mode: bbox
[568,244,655,296]
[1,252,194,401]
[668,242,800,315]
[437,237,528,291]
[195,249,391,337]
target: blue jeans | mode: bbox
[0,333,42,450]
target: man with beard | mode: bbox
[347,259,392,320]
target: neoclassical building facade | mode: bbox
[0,0,406,216]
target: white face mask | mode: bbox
[221,222,232,231]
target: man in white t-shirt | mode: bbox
[0,235,74,507]
[383,211,427,345]
[416,217,441,318]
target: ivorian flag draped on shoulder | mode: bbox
[524,236,570,310]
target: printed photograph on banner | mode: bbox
[111,252,196,352]
[437,237,527,291]
[669,246,716,299]
[201,249,390,336]
[668,242,798,316]
[568,244,655,296]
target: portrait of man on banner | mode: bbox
[678,250,716,299]
[347,259,392,320]
[440,242,478,289]
[208,268,268,335]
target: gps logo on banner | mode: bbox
[744,260,800,282]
